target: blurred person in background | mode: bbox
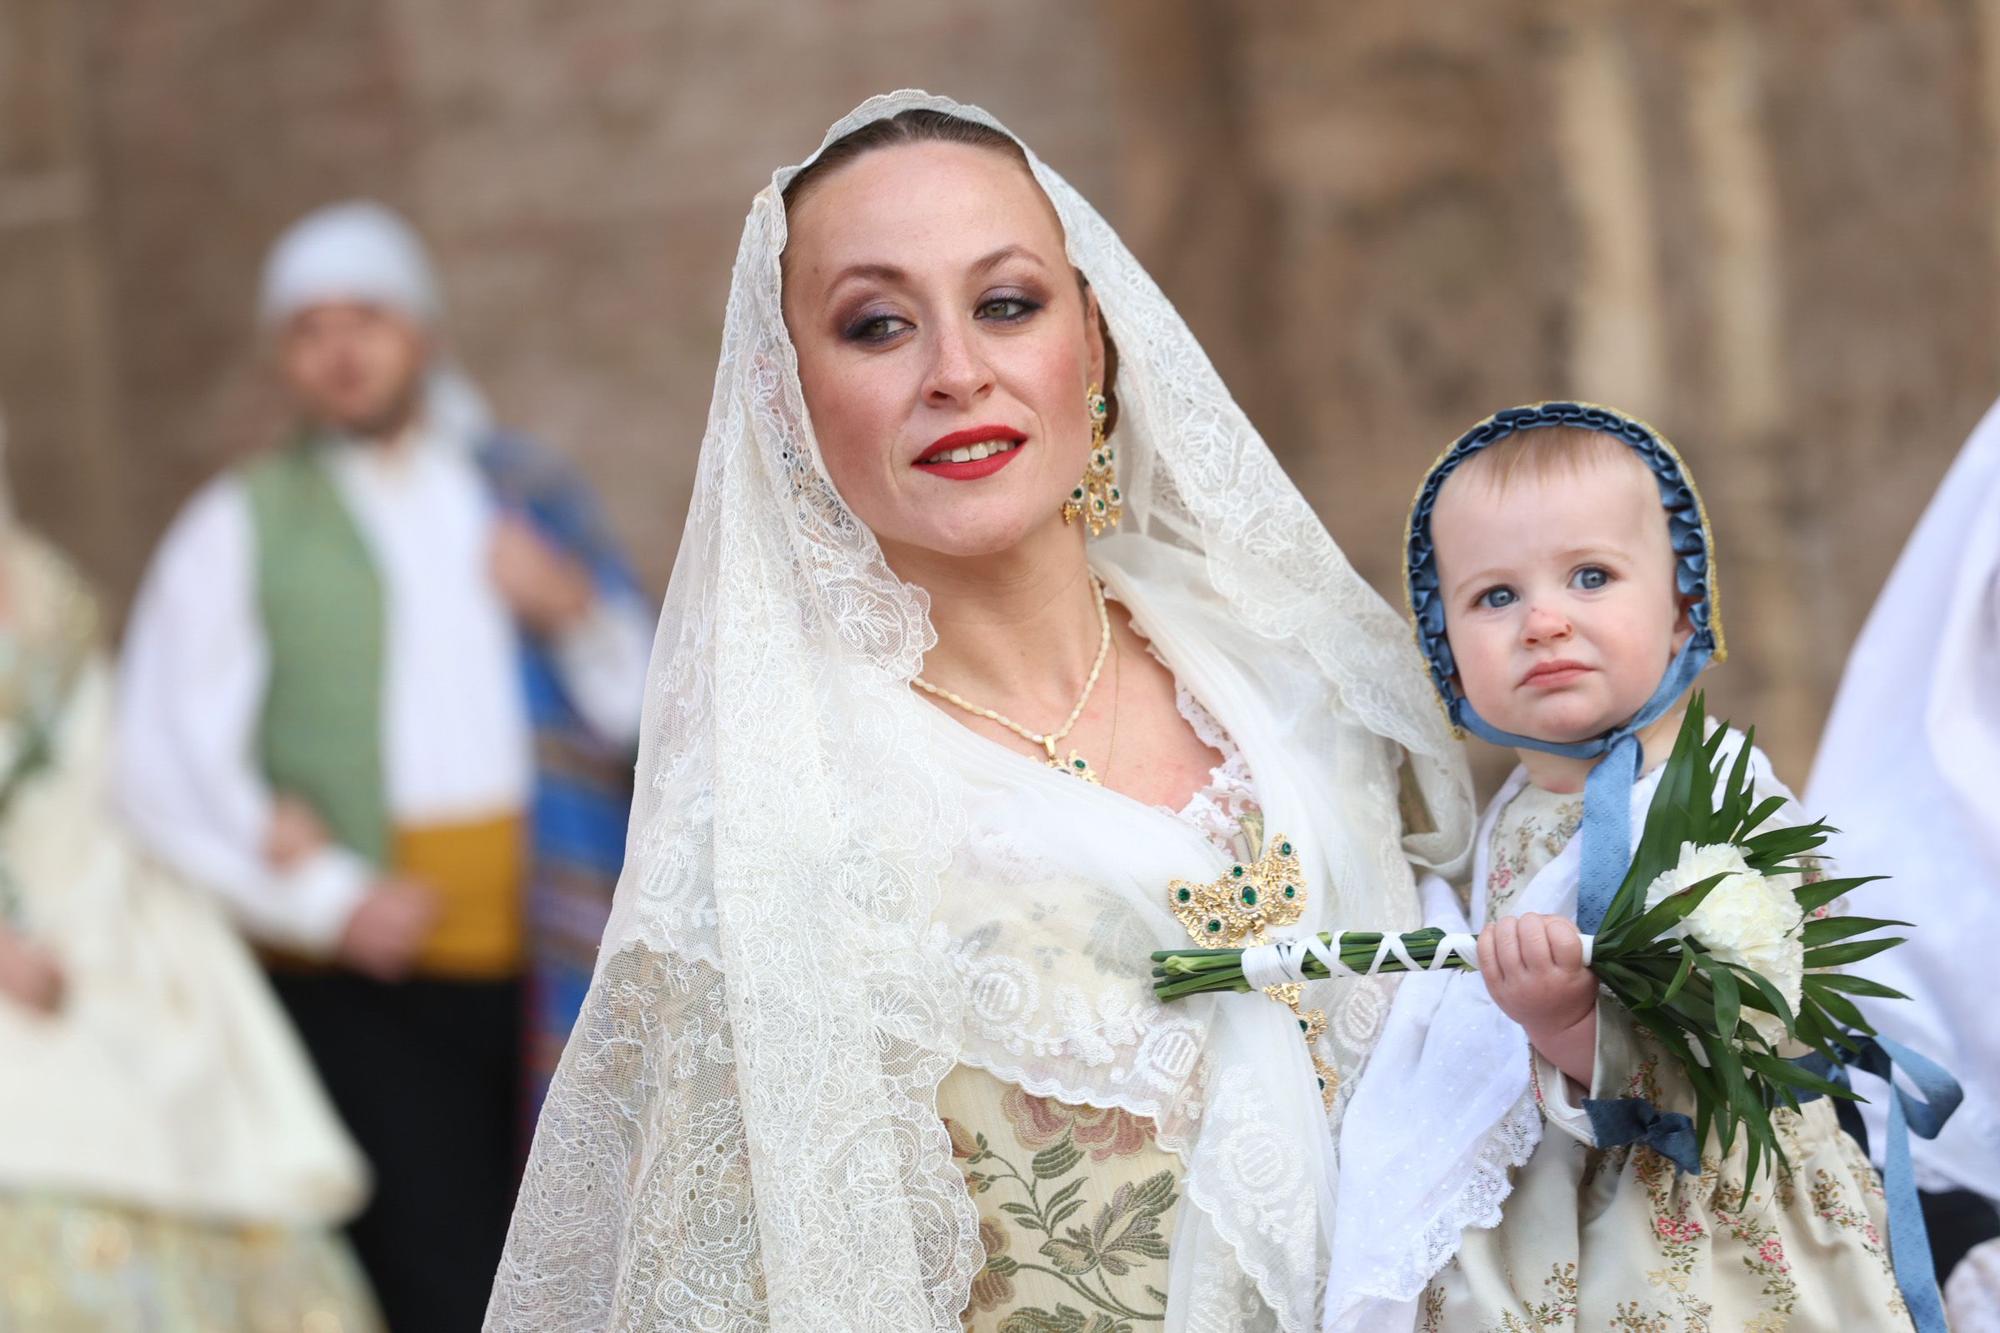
[114,202,650,1331]
[1809,398,2000,1320]
[0,407,381,1331]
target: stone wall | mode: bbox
[3,0,1996,783]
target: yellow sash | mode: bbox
[394,813,525,979]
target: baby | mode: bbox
[1336,405,1915,1331]
[1433,423,1694,1095]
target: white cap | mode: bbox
[258,201,442,328]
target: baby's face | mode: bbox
[1431,450,1690,745]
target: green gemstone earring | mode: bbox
[1061,383,1122,536]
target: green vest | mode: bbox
[242,442,390,867]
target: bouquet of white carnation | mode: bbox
[1152,697,1907,1188]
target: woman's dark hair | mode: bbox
[782,109,1121,437]
[782,110,1029,211]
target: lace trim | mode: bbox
[1368,1089,1542,1305]
[1105,586,1262,851]
[1163,678,1261,851]
[956,1051,1203,1166]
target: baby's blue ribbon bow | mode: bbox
[1582,1097,1702,1174]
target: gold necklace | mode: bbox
[912,575,1111,783]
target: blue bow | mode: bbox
[1583,1096,1702,1174]
[1797,1036,1963,1333]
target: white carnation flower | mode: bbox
[1642,841,1805,1045]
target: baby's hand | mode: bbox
[1478,913,1597,1086]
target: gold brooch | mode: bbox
[1169,834,1338,1108]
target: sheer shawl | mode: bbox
[1808,398,2000,1202]
[485,91,1472,1332]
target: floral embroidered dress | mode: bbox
[941,679,1268,1333]
[1421,767,1911,1333]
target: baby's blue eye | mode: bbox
[1571,566,1611,591]
[1476,586,1517,610]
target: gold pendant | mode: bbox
[1042,736,1101,784]
[1168,833,1339,1108]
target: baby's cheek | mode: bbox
[1446,627,1510,711]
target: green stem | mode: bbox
[1004,1261,1164,1324]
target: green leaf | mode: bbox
[1660,948,1698,1005]
[1043,1177,1085,1214]
[1031,1137,1083,1180]
[1723,722,1756,821]
[1737,794,1789,840]
[1812,973,1909,1001]
[1801,916,1909,947]
[1795,875,1882,916]
[1807,984,1869,1033]
[1707,961,1742,1042]
[1730,963,1797,1032]
[1742,1049,1856,1102]
[1130,1169,1176,1213]
[1804,937,1906,969]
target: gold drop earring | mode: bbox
[1062,383,1122,536]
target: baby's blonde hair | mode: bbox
[1445,424,1653,497]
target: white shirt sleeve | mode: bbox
[114,479,372,954]
[548,586,652,747]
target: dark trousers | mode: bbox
[1925,1187,2000,1284]
[273,971,522,1333]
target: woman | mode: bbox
[1809,398,2000,1307]
[0,418,379,1328]
[487,92,1473,1332]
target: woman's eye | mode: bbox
[976,296,1039,322]
[843,312,913,344]
[1476,586,1517,610]
[1571,566,1611,591]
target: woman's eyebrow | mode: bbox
[972,243,1045,275]
[826,261,906,292]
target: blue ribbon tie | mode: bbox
[1583,1097,1702,1174]
[1797,1036,1962,1333]
[1458,638,1711,933]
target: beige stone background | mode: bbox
[3,1,1996,787]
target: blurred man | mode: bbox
[116,202,649,1331]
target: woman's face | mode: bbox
[782,141,1105,564]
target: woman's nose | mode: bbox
[922,321,995,406]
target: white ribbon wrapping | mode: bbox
[1239,930,1595,991]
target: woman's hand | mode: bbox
[0,924,64,1015]
[1478,912,1597,1088]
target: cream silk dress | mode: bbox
[1419,777,1910,1333]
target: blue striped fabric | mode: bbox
[476,431,642,1131]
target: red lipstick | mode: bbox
[913,425,1027,481]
